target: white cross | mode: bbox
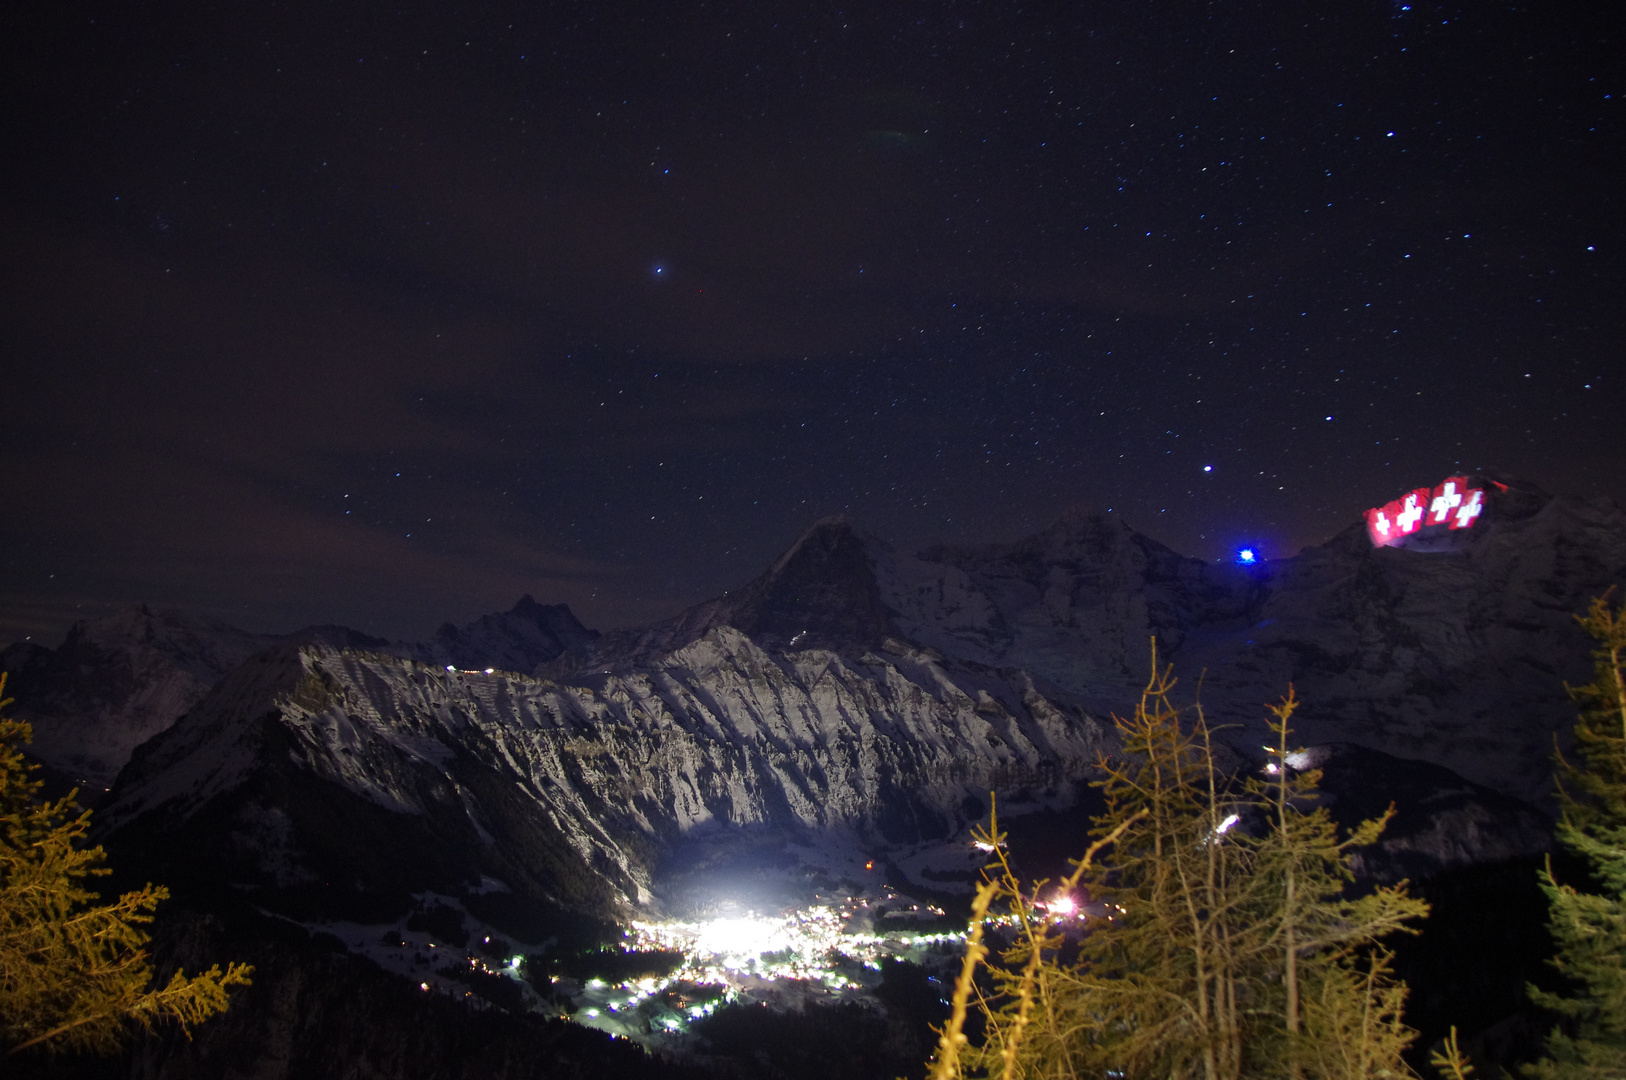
[1429,481,1462,524]
[1453,489,1483,529]
[1372,510,1391,538]
[1397,494,1425,533]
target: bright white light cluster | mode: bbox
[564,893,1103,1046]
[560,901,972,1044]
[629,904,898,987]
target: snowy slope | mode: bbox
[553,479,1626,807]
[100,630,1109,917]
[0,605,282,789]
[876,482,1626,806]
[1,597,597,790]
[60,474,1626,925]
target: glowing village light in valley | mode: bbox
[1043,893,1078,918]
[560,900,979,1043]
[693,916,790,962]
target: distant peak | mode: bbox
[1023,506,1144,552]
[792,514,860,548]
[770,515,866,575]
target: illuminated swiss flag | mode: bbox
[1395,490,1429,534]
[1451,488,1483,529]
[1364,476,1486,547]
[1364,506,1394,546]
[1429,477,1469,524]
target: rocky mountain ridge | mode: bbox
[9,474,1625,930]
[1,595,595,790]
[99,627,1107,921]
[0,605,284,791]
[555,476,1626,808]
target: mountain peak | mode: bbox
[705,516,896,651]
[768,515,857,570]
[425,598,597,673]
[560,517,899,669]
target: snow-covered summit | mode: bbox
[550,516,900,673]
[418,595,598,673]
[2,597,599,788]
[0,605,282,790]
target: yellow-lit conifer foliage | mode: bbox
[0,673,251,1057]
[928,647,1427,1080]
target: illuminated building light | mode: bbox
[1366,476,1485,547]
[1044,894,1078,917]
[1236,548,1258,566]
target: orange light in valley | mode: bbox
[864,860,874,870]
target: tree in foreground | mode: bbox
[1525,595,1626,1078]
[0,673,252,1057]
[928,649,1426,1080]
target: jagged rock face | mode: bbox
[884,509,1263,710]
[562,482,1622,809]
[864,487,1626,807]
[557,517,903,668]
[1173,490,1626,806]
[1292,744,1554,882]
[101,630,1109,916]
[420,595,599,673]
[32,477,1626,923]
[0,605,281,790]
[0,599,587,791]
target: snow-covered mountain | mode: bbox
[553,475,1625,810]
[1,597,596,791]
[882,477,1626,807]
[415,595,600,674]
[100,628,1107,919]
[23,473,1626,928]
[0,605,284,791]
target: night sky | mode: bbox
[2,1,1621,645]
